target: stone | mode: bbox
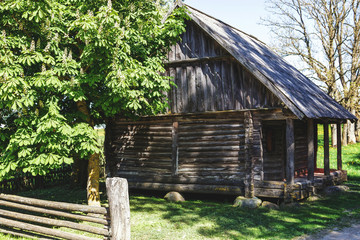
[261,201,279,210]
[324,185,350,195]
[164,192,185,202]
[233,196,262,209]
[280,202,301,209]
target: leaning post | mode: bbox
[106,177,131,240]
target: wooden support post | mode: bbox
[106,178,130,240]
[314,124,318,170]
[286,119,295,185]
[244,111,254,198]
[323,122,330,176]
[307,119,314,182]
[337,123,342,170]
[171,121,179,176]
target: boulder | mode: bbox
[233,196,262,209]
[324,185,350,195]
[262,201,279,210]
[164,192,185,202]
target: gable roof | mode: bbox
[174,2,356,121]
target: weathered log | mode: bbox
[0,217,99,240]
[0,200,108,225]
[307,119,315,182]
[0,209,109,236]
[286,118,295,184]
[0,194,107,215]
[171,121,179,176]
[324,123,330,176]
[106,178,131,240]
[337,123,342,170]
[128,182,244,195]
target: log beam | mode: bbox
[337,123,342,170]
[171,121,179,176]
[286,118,295,185]
[307,119,314,182]
[324,122,330,176]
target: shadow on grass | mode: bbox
[10,183,360,240]
[128,189,360,240]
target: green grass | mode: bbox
[1,127,360,239]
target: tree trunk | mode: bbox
[87,153,101,206]
[331,124,337,147]
[342,123,348,146]
[76,100,101,206]
[347,109,356,144]
[348,120,356,144]
[356,121,360,142]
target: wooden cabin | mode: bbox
[105,3,356,200]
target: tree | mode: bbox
[263,0,360,145]
[0,0,186,205]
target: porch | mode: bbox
[254,119,347,201]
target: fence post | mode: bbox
[106,177,130,240]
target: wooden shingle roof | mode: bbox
[176,3,356,121]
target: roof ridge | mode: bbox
[184,4,267,46]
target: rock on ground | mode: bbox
[164,192,185,202]
[262,201,279,210]
[233,196,262,208]
[324,185,350,195]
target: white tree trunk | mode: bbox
[347,109,356,144]
[331,124,337,147]
[348,121,356,144]
[356,121,360,142]
[342,123,348,146]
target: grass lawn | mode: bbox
[1,127,360,239]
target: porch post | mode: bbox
[286,118,295,185]
[323,122,330,176]
[314,124,318,170]
[337,123,342,170]
[307,119,314,182]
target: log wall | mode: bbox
[106,110,312,196]
[166,21,282,114]
[107,112,247,188]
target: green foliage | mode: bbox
[0,0,187,179]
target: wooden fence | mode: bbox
[0,178,130,240]
[0,166,72,193]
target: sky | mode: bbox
[183,0,271,44]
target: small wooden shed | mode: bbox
[105,3,356,200]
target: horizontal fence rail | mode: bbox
[0,177,130,240]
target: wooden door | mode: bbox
[262,121,286,181]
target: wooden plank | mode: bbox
[324,122,330,176]
[0,209,109,236]
[106,178,131,240]
[307,120,315,182]
[175,67,183,113]
[0,217,99,240]
[0,200,107,225]
[128,182,244,195]
[172,121,179,176]
[286,118,295,184]
[187,66,196,113]
[314,123,318,169]
[337,123,342,170]
[0,194,107,215]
